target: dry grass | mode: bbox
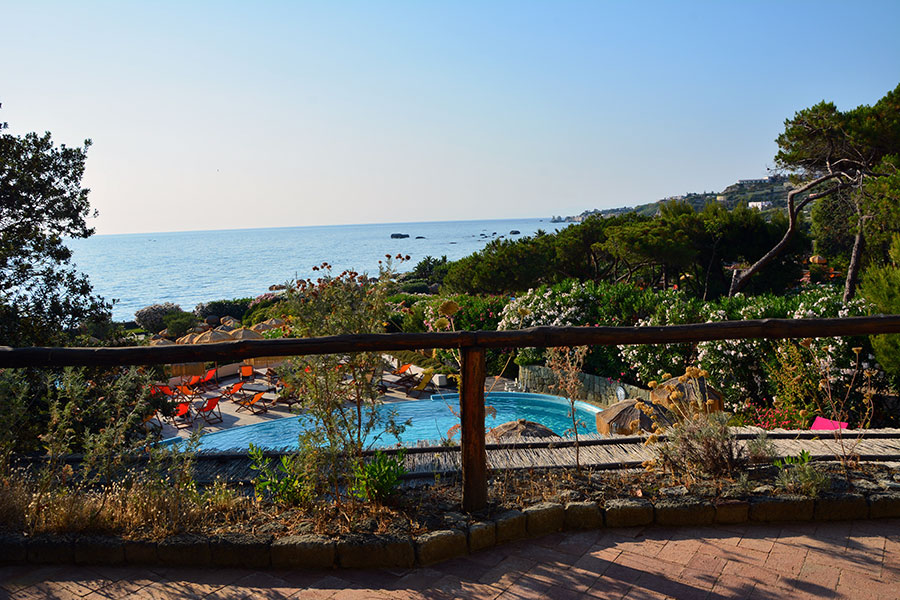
[0,472,249,539]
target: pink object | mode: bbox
[811,416,848,430]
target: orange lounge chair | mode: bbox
[236,391,267,415]
[391,363,413,376]
[153,384,190,403]
[169,400,194,429]
[195,368,219,391]
[239,364,255,382]
[221,381,247,404]
[196,396,223,424]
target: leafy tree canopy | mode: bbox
[0,127,109,345]
[731,83,900,297]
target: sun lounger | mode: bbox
[196,396,223,424]
[391,363,413,376]
[239,364,255,382]
[404,370,436,398]
[236,391,268,415]
[169,400,194,429]
[195,367,219,391]
[221,381,248,404]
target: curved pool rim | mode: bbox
[160,391,603,451]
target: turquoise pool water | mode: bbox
[169,392,601,451]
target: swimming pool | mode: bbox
[167,392,602,451]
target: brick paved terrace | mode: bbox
[3,519,899,599]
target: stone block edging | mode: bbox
[5,492,899,570]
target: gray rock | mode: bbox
[27,534,74,564]
[714,499,749,524]
[124,539,158,565]
[524,502,565,537]
[271,534,335,569]
[0,533,27,563]
[814,493,869,521]
[494,509,526,543]
[653,497,715,526]
[209,532,272,568]
[752,485,774,494]
[850,479,882,492]
[487,420,559,442]
[390,233,410,239]
[74,535,125,565]
[659,485,689,497]
[443,512,468,529]
[157,534,211,567]
[415,529,467,566]
[604,498,653,528]
[564,502,602,530]
[868,492,900,519]
[749,495,814,522]
[467,521,496,552]
[337,535,414,568]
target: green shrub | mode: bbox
[773,451,830,496]
[861,233,900,392]
[134,302,182,334]
[351,450,406,503]
[655,413,745,480]
[242,296,283,326]
[162,310,198,337]
[194,298,253,321]
[399,280,430,294]
[248,444,310,506]
[409,255,450,286]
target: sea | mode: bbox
[67,218,567,322]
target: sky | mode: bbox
[3,1,899,235]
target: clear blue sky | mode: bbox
[3,1,899,235]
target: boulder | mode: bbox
[486,419,560,442]
[415,236,426,239]
[391,233,410,239]
[649,376,724,413]
[596,399,672,436]
[510,230,520,234]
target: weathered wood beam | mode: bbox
[1,315,899,368]
[460,346,487,512]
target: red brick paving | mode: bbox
[2,519,900,599]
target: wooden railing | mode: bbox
[3,315,900,511]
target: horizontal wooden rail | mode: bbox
[1,315,899,368]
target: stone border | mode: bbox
[3,492,899,569]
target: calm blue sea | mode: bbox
[67,218,566,322]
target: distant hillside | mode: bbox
[551,174,792,222]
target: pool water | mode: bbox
[170,392,601,451]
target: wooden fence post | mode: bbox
[460,346,487,512]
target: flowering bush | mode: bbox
[695,293,795,410]
[134,302,182,334]
[744,399,809,430]
[499,279,652,380]
[617,290,705,384]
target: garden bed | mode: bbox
[3,460,900,569]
